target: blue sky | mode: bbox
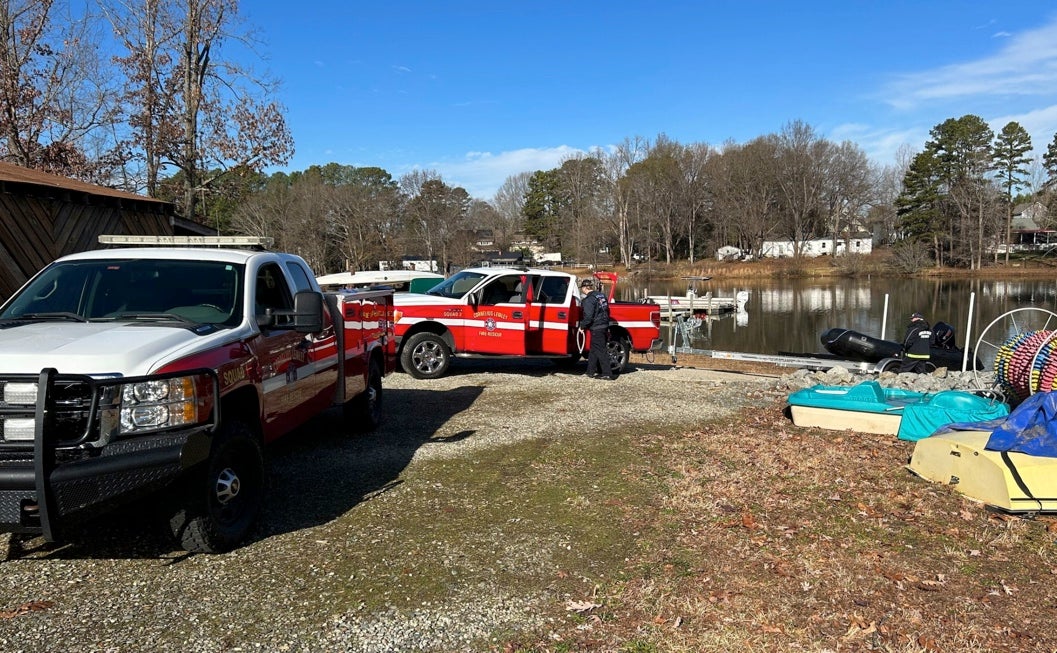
[245,1,1057,199]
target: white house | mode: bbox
[758,235,872,259]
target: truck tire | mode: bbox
[169,420,265,554]
[401,332,451,379]
[346,358,384,431]
[607,334,631,374]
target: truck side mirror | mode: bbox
[292,291,325,333]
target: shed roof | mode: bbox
[0,161,167,204]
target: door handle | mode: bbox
[513,311,523,319]
[557,311,567,318]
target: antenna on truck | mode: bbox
[97,235,274,250]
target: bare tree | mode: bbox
[678,142,714,263]
[105,0,293,220]
[491,171,531,247]
[773,121,829,257]
[230,179,293,242]
[401,171,470,273]
[557,153,607,264]
[0,0,123,179]
[822,141,874,253]
[624,135,684,264]
[709,137,781,259]
[605,136,649,266]
[870,144,914,246]
[327,167,401,273]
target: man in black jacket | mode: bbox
[579,278,614,380]
[900,312,933,373]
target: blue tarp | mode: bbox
[941,392,1057,458]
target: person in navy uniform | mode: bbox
[900,312,933,373]
[579,278,614,380]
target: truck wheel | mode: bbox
[607,335,631,374]
[346,358,384,431]
[401,332,451,379]
[169,420,265,554]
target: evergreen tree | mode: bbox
[992,122,1032,262]
[895,150,943,266]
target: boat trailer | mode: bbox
[666,314,886,373]
[683,348,883,373]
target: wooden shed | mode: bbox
[0,162,176,299]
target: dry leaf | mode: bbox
[565,599,601,613]
[0,600,55,620]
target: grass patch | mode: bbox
[286,424,659,623]
[534,398,1057,652]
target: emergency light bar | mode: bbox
[98,235,274,249]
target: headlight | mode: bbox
[119,376,200,433]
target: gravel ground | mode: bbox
[0,355,1003,653]
[0,357,782,653]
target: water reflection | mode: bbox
[626,276,1057,367]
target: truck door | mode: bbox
[465,274,528,355]
[525,274,574,355]
[253,262,331,439]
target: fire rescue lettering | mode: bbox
[474,311,506,338]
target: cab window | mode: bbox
[536,276,569,303]
[284,261,315,292]
[480,276,524,305]
[255,263,293,325]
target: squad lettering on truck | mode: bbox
[0,236,397,556]
[221,363,248,388]
[392,267,662,380]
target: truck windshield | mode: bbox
[0,259,245,327]
[426,271,487,299]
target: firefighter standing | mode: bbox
[900,312,933,373]
[579,278,614,380]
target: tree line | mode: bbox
[4,2,1057,274]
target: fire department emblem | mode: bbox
[484,318,497,331]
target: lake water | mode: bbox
[626,276,1057,369]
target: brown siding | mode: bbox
[0,194,172,300]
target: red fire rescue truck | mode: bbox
[393,267,661,379]
[0,236,396,553]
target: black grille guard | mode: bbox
[0,367,219,541]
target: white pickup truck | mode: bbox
[0,236,395,553]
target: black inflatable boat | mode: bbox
[820,327,984,371]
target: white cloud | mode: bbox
[830,123,928,166]
[883,16,1057,109]
[421,146,590,199]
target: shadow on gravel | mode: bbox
[259,384,484,537]
[9,384,484,561]
[436,356,653,378]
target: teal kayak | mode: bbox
[787,381,1009,440]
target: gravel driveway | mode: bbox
[0,358,779,653]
